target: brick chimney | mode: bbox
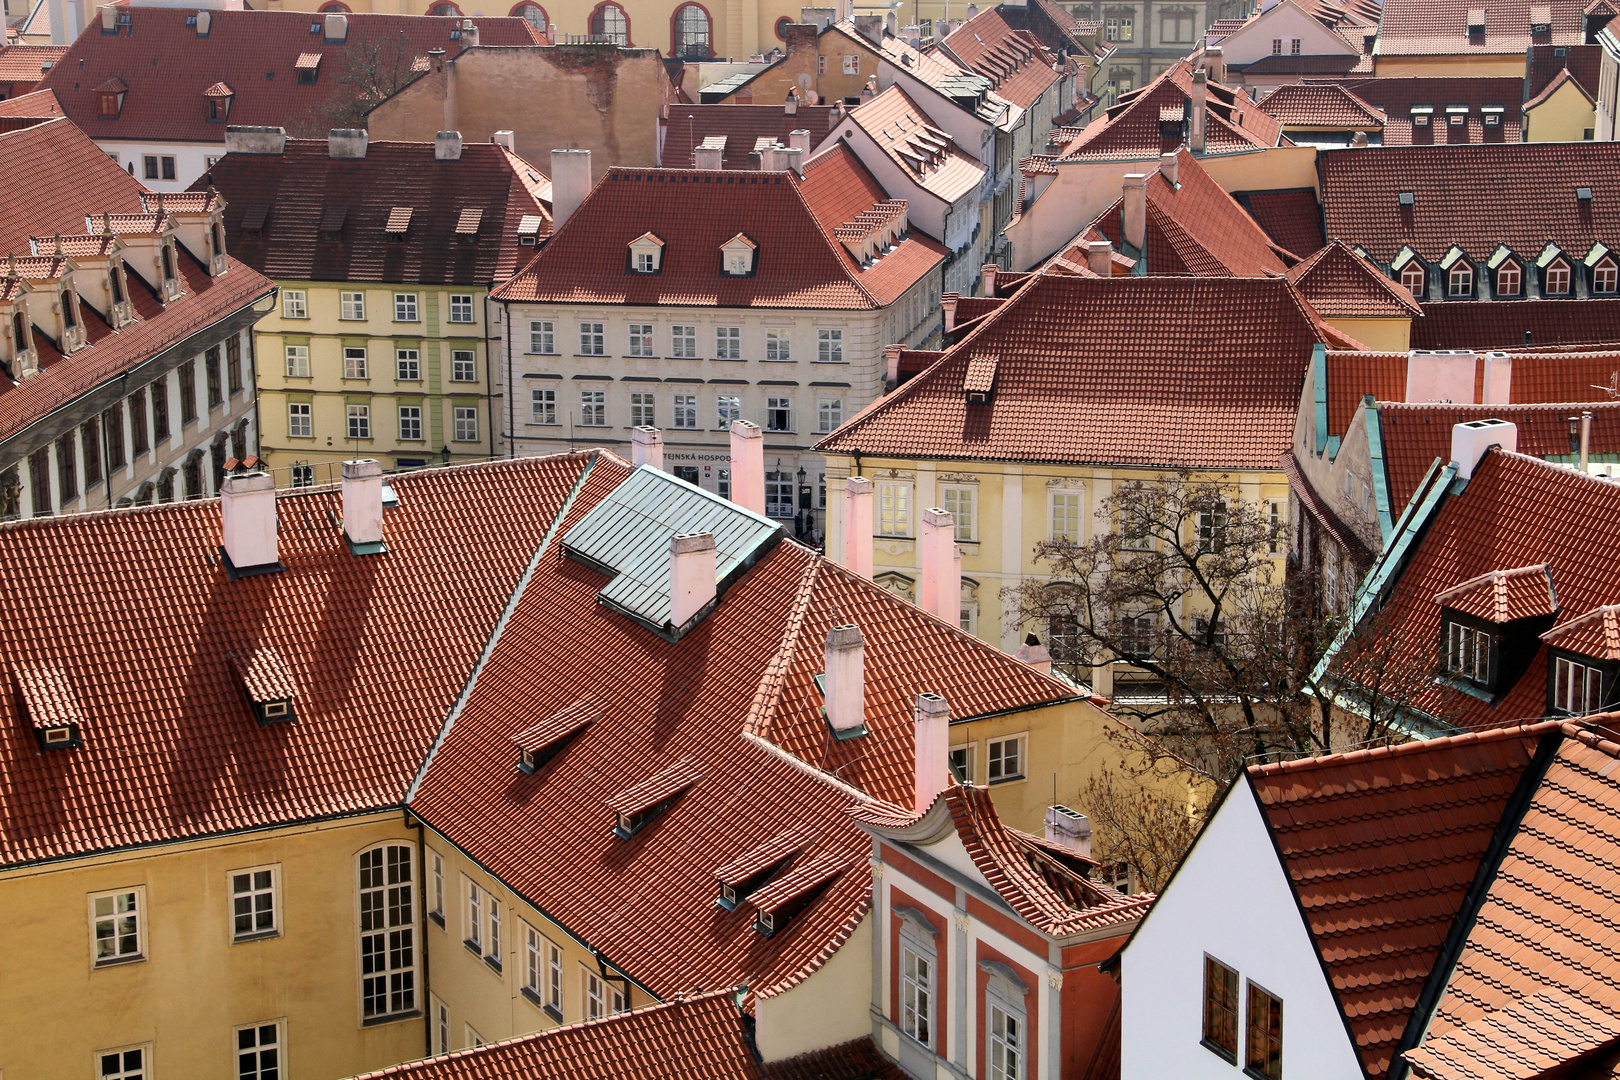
[1406,350,1476,403]
[549,149,592,229]
[1160,150,1179,187]
[631,425,664,469]
[341,459,385,550]
[1122,173,1148,251]
[843,477,874,579]
[1451,418,1517,479]
[328,128,369,159]
[728,420,766,514]
[1015,632,1052,675]
[1044,805,1091,857]
[1190,68,1208,153]
[919,507,959,621]
[1481,352,1512,405]
[913,693,951,811]
[1086,239,1113,276]
[669,532,717,629]
[435,130,464,161]
[824,624,866,737]
[221,471,279,573]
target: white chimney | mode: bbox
[100,3,115,31]
[1407,350,1477,404]
[1204,44,1225,84]
[435,130,464,161]
[328,128,369,159]
[631,426,664,469]
[1481,352,1512,405]
[1044,805,1091,858]
[1450,419,1517,480]
[1190,68,1208,153]
[1160,150,1179,187]
[549,149,592,229]
[694,144,723,170]
[1122,174,1147,251]
[785,89,799,115]
[759,145,783,171]
[491,130,516,151]
[460,17,479,46]
[824,624,866,736]
[982,264,998,298]
[195,9,210,35]
[341,458,384,549]
[777,146,804,176]
[1015,632,1052,675]
[728,420,766,515]
[1580,410,1593,470]
[843,477,874,579]
[225,126,287,155]
[323,11,349,42]
[1087,240,1113,276]
[919,508,958,621]
[221,471,279,572]
[913,692,951,811]
[668,532,717,629]
[789,128,812,156]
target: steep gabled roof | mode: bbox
[1238,188,1327,258]
[1287,239,1424,317]
[1338,78,1523,145]
[1258,82,1385,129]
[845,84,986,204]
[1528,41,1602,100]
[1058,60,1281,161]
[937,8,1061,111]
[0,88,63,118]
[0,43,65,86]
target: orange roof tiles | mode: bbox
[511,696,600,753]
[1337,78,1523,145]
[1258,83,1385,129]
[0,43,65,87]
[846,85,986,204]
[1434,564,1558,622]
[938,8,1061,110]
[1528,42,1601,100]
[1237,189,1326,260]
[0,88,63,118]
[663,104,838,170]
[1287,240,1424,317]
[1378,0,1584,55]
[1541,604,1620,659]
[1059,61,1281,161]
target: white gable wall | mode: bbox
[1221,2,1357,67]
[1120,775,1365,1080]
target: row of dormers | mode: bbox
[626,231,759,276]
[1381,241,1619,302]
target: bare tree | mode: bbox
[1081,763,1205,894]
[289,31,423,136]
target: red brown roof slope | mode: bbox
[938,7,1061,111]
[1317,142,1620,264]
[0,454,591,868]
[1337,79,1523,144]
[1238,188,1327,258]
[1247,726,1546,1079]
[662,104,838,170]
[0,88,63,118]
[817,272,1336,469]
[1258,82,1385,129]
[37,8,540,143]
[1059,61,1281,161]
[1287,239,1424,317]
[0,43,66,88]
[1411,298,1620,350]
[845,84,987,205]
[1378,0,1584,55]
[198,137,552,286]
[1528,42,1601,100]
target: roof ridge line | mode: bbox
[784,158,883,309]
[1250,718,1562,778]
[741,555,822,741]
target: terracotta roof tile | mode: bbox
[0,43,65,85]
[1259,83,1385,129]
[663,104,838,170]
[1434,564,1559,622]
[13,663,86,731]
[1287,239,1425,317]
[1378,0,1584,55]
[846,84,986,204]
[1411,298,1620,351]
[1238,188,1327,258]
[1058,60,1280,161]
[1334,78,1523,145]
[228,646,298,704]
[0,89,64,118]
[938,8,1061,110]
[1528,42,1602,100]
[511,696,600,754]
[1541,604,1620,659]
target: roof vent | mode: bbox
[220,470,281,577]
[512,697,599,774]
[1398,190,1415,207]
[229,648,297,724]
[609,759,700,839]
[15,664,84,750]
[1578,186,1594,202]
[714,830,805,910]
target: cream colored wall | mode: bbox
[755,911,873,1062]
[256,281,492,487]
[1326,316,1410,351]
[1196,143,1320,197]
[0,814,422,1080]
[367,48,664,179]
[1526,79,1597,142]
[1372,54,1525,78]
[1004,157,1156,271]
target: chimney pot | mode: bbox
[668,531,718,630]
[913,692,951,811]
[631,425,664,469]
[221,471,279,572]
[824,624,867,736]
[434,130,464,161]
[1450,418,1517,479]
[1122,174,1148,251]
[549,148,592,229]
[328,128,369,159]
[1086,239,1113,276]
[1160,150,1179,187]
[1015,632,1053,675]
[1044,805,1091,858]
[727,420,766,515]
[341,458,384,549]
[843,477,874,579]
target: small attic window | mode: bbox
[14,664,85,751]
[319,206,347,242]
[1578,186,1595,203]
[455,208,483,243]
[608,758,700,839]
[721,233,758,276]
[241,204,269,238]
[229,648,297,725]
[1410,106,1432,127]
[1466,7,1485,34]
[295,52,322,84]
[963,353,998,403]
[749,852,843,936]
[1446,105,1468,126]
[628,231,665,274]
[386,206,414,241]
[1482,106,1504,126]
[511,697,599,774]
[1398,191,1415,207]
[714,830,806,910]
[517,214,543,246]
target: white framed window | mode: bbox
[343,346,368,380]
[284,344,310,378]
[988,998,1025,1080]
[448,294,475,323]
[987,733,1026,782]
[398,406,423,442]
[948,742,975,783]
[453,406,479,442]
[432,995,450,1053]
[672,394,697,429]
[580,322,605,356]
[900,938,933,1044]
[842,53,859,74]
[346,405,370,440]
[580,391,606,426]
[97,1045,148,1079]
[1555,655,1604,715]
[1198,501,1229,552]
[451,350,476,383]
[634,250,656,273]
[765,328,791,361]
[717,468,730,499]
[717,395,741,428]
[340,291,365,320]
[671,324,697,358]
[90,888,143,965]
[524,923,543,997]
[235,1021,282,1080]
[1594,258,1618,294]
[288,403,312,438]
[716,326,741,360]
[1445,621,1493,684]
[766,470,795,518]
[464,878,483,951]
[230,865,279,941]
[878,482,911,537]
[1267,500,1285,554]
[430,850,445,921]
[529,320,555,354]
[816,397,843,433]
[533,388,557,424]
[628,323,654,357]
[487,896,502,967]
[631,392,656,427]
[281,290,308,319]
[1049,490,1083,541]
[1546,259,1572,295]
[766,396,792,432]
[358,843,416,1020]
[548,941,564,1013]
[393,293,419,322]
[585,969,610,1020]
[1496,262,1521,297]
[1448,263,1473,297]
[942,486,976,541]
[395,348,419,381]
[816,328,844,363]
[1401,263,1426,296]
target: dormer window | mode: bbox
[1467,7,1485,36]
[15,664,85,751]
[1446,260,1473,297]
[1594,256,1618,294]
[1410,106,1432,128]
[455,208,483,245]
[963,354,998,404]
[229,648,297,725]
[1482,106,1504,127]
[1553,655,1607,714]
[320,207,347,243]
[161,242,176,283]
[386,206,413,243]
[1444,618,1494,686]
[628,231,664,274]
[721,233,757,276]
[1399,262,1426,296]
[296,52,322,84]
[1542,605,1620,715]
[511,697,598,774]
[607,758,699,839]
[94,77,127,118]
[714,831,805,911]
[748,852,842,936]
[108,263,125,305]
[1545,257,1572,295]
[1495,261,1520,296]
[1446,105,1468,127]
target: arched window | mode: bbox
[1595,257,1618,294]
[673,4,711,58]
[430,1,463,13]
[161,243,175,283]
[510,1,547,32]
[318,0,351,10]
[591,2,628,44]
[182,452,202,500]
[1495,261,1521,297]
[358,844,417,1021]
[1400,262,1426,296]
[1447,262,1473,298]
[1545,257,1572,295]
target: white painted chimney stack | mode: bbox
[1407,350,1477,404]
[668,532,717,629]
[549,149,592,230]
[913,692,951,811]
[694,144,723,169]
[824,624,866,736]
[1450,418,1517,480]
[434,130,464,161]
[843,477,874,579]
[1015,632,1053,675]
[221,471,279,572]
[1044,805,1092,858]
[1122,174,1148,251]
[1160,150,1179,186]
[1481,352,1513,405]
[631,426,664,469]
[1190,68,1208,153]
[728,420,766,514]
[919,508,959,621]
[341,458,384,549]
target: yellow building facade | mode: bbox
[1525,73,1598,142]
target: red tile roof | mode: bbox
[0,88,63,118]
[1528,42,1601,100]
[1248,725,1546,1079]
[1316,142,1620,265]
[1237,188,1326,258]
[1410,298,1620,350]
[662,104,838,170]
[938,7,1062,111]
[1258,83,1385,129]
[1058,60,1281,161]
[0,43,65,89]
[198,137,551,286]
[491,155,945,310]
[1434,563,1559,622]
[1541,603,1620,659]
[1286,239,1424,317]
[817,272,1338,469]
[37,8,540,144]
[1377,0,1584,55]
[1336,78,1523,144]
[845,84,987,204]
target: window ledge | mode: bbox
[544,1003,564,1023]
[231,929,281,945]
[484,955,503,975]
[93,954,147,969]
[574,354,608,359]
[988,774,1026,786]
[1201,1040,1237,1066]
[464,939,483,956]
[521,986,544,1008]
[429,911,445,929]
[362,1009,422,1028]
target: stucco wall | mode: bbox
[1526,79,1597,142]
[1327,315,1411,351]
[1196,144,1321,198]
[1372,54,1525,78]
[755,911,874,1062]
